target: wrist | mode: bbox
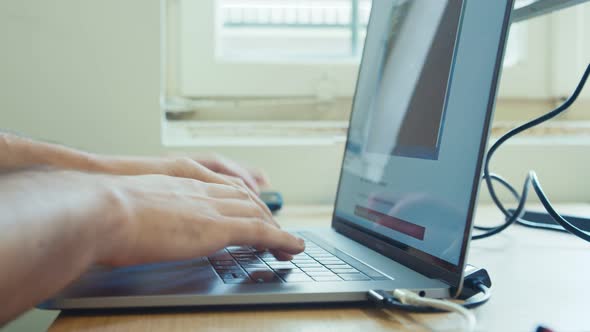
[86,174,135,266]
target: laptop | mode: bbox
[41,0,514,310]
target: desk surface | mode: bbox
[49,204,590,332]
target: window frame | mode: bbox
[177,0,360,98]
[548,2,590,99]
[165,0,590,128]
[173,0,561,100]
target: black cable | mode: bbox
[515,213,571,232]
[531,172,590,241]
[472,175,529,240]
[366,64,590,316]
[473,173,520,231]
[472,63,590,242]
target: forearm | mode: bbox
[0,133,259,192]
[0,132,100,172]
[0,170,122,324]
[0,132,172,177]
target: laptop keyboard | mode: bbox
[208,236,392,284]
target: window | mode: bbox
[170,0,532,99]
[217,0,371,61]
[163,0,590,144]
[496,1,590,120]
[172,0,361,98]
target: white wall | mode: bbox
[0,0,162,155]
[0,0,588,208]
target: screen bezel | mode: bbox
[331,0,515,289]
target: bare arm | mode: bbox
[0,132,278,236]
[0,132,267,192]
[0,132,100,172]
[0,170,304,325]
[0,170,119,324]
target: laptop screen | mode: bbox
[334,0,482,268]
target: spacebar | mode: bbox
[297,232,391,280]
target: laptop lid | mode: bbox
[332,0,514,290]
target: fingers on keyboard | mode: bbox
[209,242,391,284]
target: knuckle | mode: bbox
[251,204,266,218]
[210,155,224,168]
[236,186,250,198]
[232,177,247,187]
[217,183,249,199]
[242,203,263,219]
[175,156,195,166]
[205,199,223,215]
[202,182,221,196]
[168,157,197,177]
[228,178,250,194]
[216,220,234,246]
[252,219,269,237]
[186,178,207,192]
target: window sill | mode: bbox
[161,120,590,204]
[162,120,348,147]
[162,120,590,147]
[491,121,590,145]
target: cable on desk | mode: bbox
[392,289,476,331]
[472,63,590,243]
[368,282,490,332]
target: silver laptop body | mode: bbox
[41,0,514,310]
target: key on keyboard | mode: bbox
[208,238,392,284]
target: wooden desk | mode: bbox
[49,205,590,332]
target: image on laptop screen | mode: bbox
[335,0,479,266]
[364,0,461,160]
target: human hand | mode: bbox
[0,133,267,193]
[195,154,269,194]
[99,173,304,267]
[94,154,268,194]
[95,154,276,222]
